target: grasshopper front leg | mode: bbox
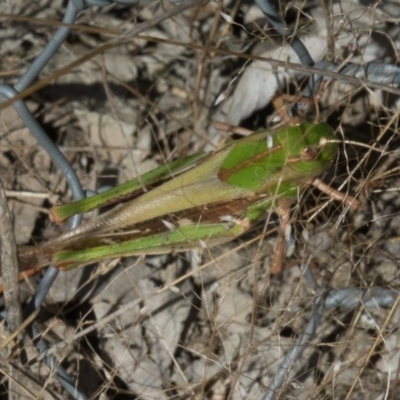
[271,179,360,274]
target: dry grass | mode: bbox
[1,0,400,398]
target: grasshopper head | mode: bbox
[278,122,337,175]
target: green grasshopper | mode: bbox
[15,121,358,275]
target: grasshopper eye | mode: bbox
[300,145,318,162]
